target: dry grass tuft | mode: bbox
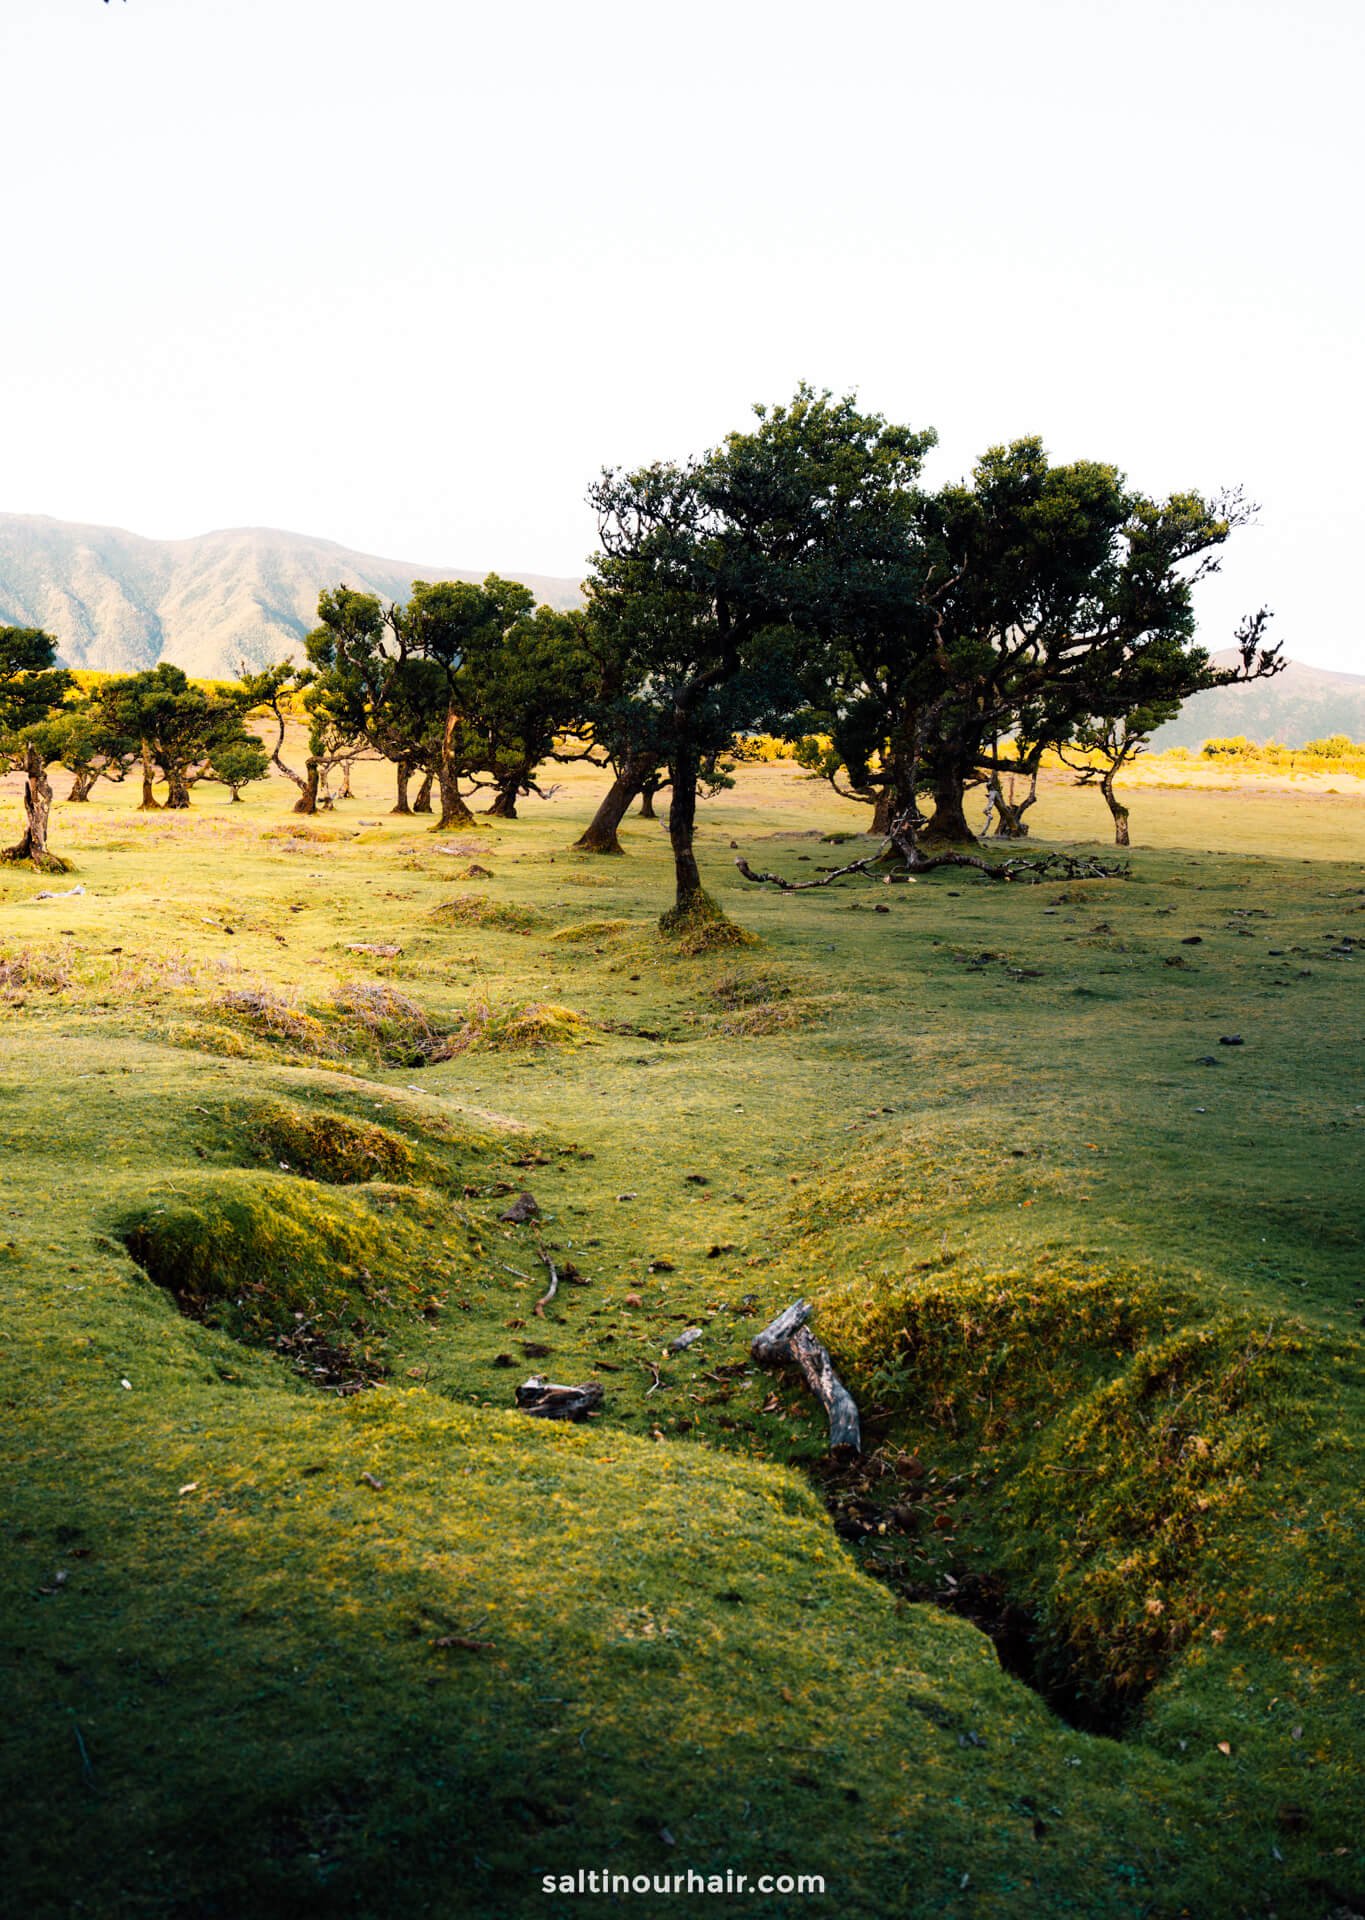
[260,822,343,843]
[449,996,592,1053]
[430,894,545,933]
[0,945,74,998]
[327,982,452,1066]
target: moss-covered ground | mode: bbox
[0,757,1360,1918]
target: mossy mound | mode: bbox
[431,894,545,932]
[820,1263,1295,1696]
[260,822,343,843]
[548,918,636,945]
[215,986,333,1054]
[206,983,452,1068]
[115,1170,476,1387]
[450,997,592,1053]
[249,1103,422,1185]
[658,892,759,955]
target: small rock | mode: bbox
[499,1191,540,1223]
[1218,1035,1245,1047]
[669,1327,703,1354]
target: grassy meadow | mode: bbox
[1,750,1361,1919]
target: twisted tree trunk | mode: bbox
[138,740,161,811]
[412,770,434,814]
[391,759,413,815]
[484,773,522,818]
[2,745,71,872]
[574,750,656,854]
[292,757,320,814]
[920,768,977,845]
[1100,771,1130,846]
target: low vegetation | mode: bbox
[0,708,1360,1918]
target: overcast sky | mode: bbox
[4,0,1360,671]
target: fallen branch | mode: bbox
[514,1375,604,1421]
[734,851,887,891]
[533,1242,559,1318]
[751,1300,861,1454]
[736,845,1129,891]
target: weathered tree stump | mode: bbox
[751,1300,861,1454]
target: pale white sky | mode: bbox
[3,0,1361,670]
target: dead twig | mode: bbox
[533,1242,559,1318]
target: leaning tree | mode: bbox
[0,626,72,871]
[586,386,937,922]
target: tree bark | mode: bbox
[391,759,412,815]
[138,740,161,810]
[665,741,704,916]
[1100,772,1130,846]
[2,745,71,872]
[637,775,661,820]
[292,757,320,814]
[164,765,192,809]
[433,763,476,829]
[67,767,100,803]
[412,770,434,815]
[920,768,977,845]
[574,750,656,854]
[484,774,521,818]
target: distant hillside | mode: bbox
[1150,651,1365,750]
[0,514,583,680]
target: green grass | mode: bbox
[0,758,1361,1917]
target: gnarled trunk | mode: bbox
[637,775,662,820]
[2,745,70,872]
[433,763,476,829]
[412,770,434,815]
[986,770,1037,840]
[484,774,521,818]
[920,768,977,845]
[138,740,161,811]
[391,760,412,815]
[68,766,100,803]
[292,757,320,814]
[165,765,192,809]
[1100,772,1130,846]
[574,750,656,855]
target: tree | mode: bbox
[94,665,254,809]
[208,736,271,802]
[25,700,139,802]
[797,439,1281,851]
[305,577,591,831]
[586,387,936,921]
[237,661,363,814]
[0,627,73,871]
[1057,610,1280,844]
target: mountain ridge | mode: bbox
[0,513,584,680]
